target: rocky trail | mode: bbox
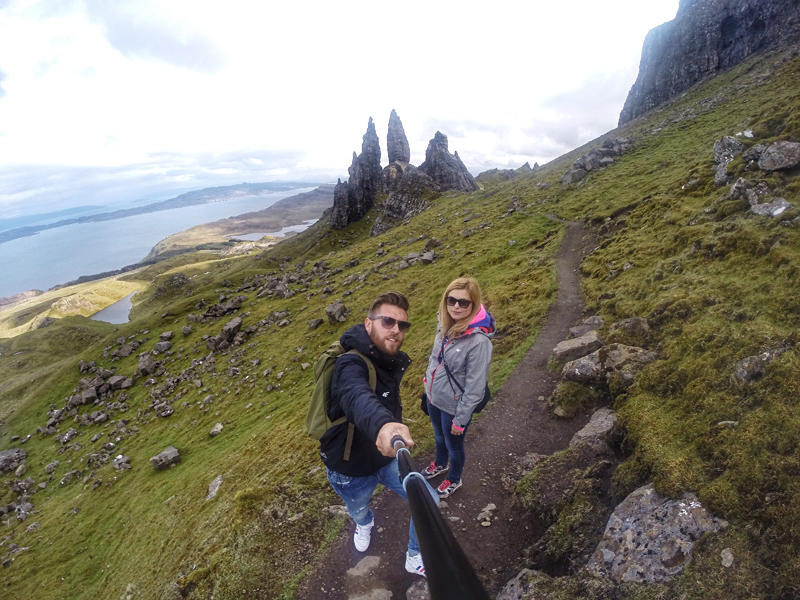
[297,222,596,600]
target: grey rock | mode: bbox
[553,330,603,362]
[562,352,604,385]
[496,568,551,600]
[206,475,224,500]
[112,455,131,471]
[182,325,192,336]
[587,484,727,582]
[137,355,158,375]
[569,408,617,454]
[386,109,410,164]
[713,136,745,165]
[210,423,224,437]
[346,555,381,577]
[325,302,349,325]
[159,331,173,341]
[153,341,172,353]
[370,166,440,236]
[721,548,735,568]
[150,446,181,470]
[569,315,604,338]
[0,449,27,474]
[108,375,133,390]
[418,131,478,192]
[751,197,793,217]
[619,0,800,124]
[758,141,800,171]
[733,348,786,383]
[44,460,60,475]
[406,579,429,600]
[561,168,588,185]
[308,318,324,330]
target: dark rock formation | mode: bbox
[418,132,479,192]
[329,118,383,230]
[387,109,410,164]
[370,167,440,236]
[620,0,800,125]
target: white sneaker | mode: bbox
[353,519,374,552]
[405,551,426,577]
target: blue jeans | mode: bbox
[428,403,471,484]
[326,458,439,555]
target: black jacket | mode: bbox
[319,324,411,477]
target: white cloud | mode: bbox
[0,0,680,214]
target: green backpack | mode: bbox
[306,342,376,461]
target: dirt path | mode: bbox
[297,222,595,600]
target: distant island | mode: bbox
[0,181,323,245]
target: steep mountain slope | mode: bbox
[0,43,798,600]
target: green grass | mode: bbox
[1,46,800,600]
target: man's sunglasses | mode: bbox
[445,296,473,309]
[370,316,412,332]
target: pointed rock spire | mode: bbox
[387,109,410,164]
[419,132,478,192]
[329,117,383,230]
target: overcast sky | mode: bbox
[0,0,680,218]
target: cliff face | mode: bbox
[619,0,800,125]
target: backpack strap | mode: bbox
[337,349,377,461]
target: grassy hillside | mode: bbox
[0,45,799,600]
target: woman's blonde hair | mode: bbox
[439,277,482,339]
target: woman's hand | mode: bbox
[450,424,464,436]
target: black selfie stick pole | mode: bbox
[391,435,490,600]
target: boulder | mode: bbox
[153,341,172,353]
[150,446,181,470]
[308,318,324,330]
[44,460,60,475]
[569,315,604,338]
[750,198,792,217]
[553,330,603,362]
[182,325,192,336]
[712,136,744,165]
[220,317,243,342]
[210,423,224,437]
[137,354,158,375]
[112,455,131,471]
[0,449,27,474]
[758,141,800,171]
[561,168,588,185]
[108,375,133,390]
[569,408,617,454]
[325,302,349,325]
[562,352,604,385]
[159,331,174,341]
[586,484,727,582]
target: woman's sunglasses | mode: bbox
[445,296,473,309]
[370,316,412,332]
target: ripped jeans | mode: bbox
[326,458,439,555]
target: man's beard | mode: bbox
[369,331,401,356]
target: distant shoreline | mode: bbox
[0,181,322,245]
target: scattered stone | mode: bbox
[150,446,181,471]
[569,408,617,454]
[569,315,604,338]
[206,475,224,500]
[758,141,800,171]
[721,548,735,568]
[322,505,349,517]
[552,330,603,362]
[325,302,349,324]
[210,423,224,437]
[112,455,131,471]
[586,484,727,582]
[406,579,429,600]
[0,449,27,474]
[44,460,60,474]
[347,555,382,577]
[309,318,324,330]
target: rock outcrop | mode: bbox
[418,131,479,192]
[386,109,410,164]
[370,166,440,236]
[329,118,383,230]
[619,0,800,125]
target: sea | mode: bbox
[0,188,317,298]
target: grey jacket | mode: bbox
[423,306,495,428]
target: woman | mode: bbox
[421,277,495,498]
